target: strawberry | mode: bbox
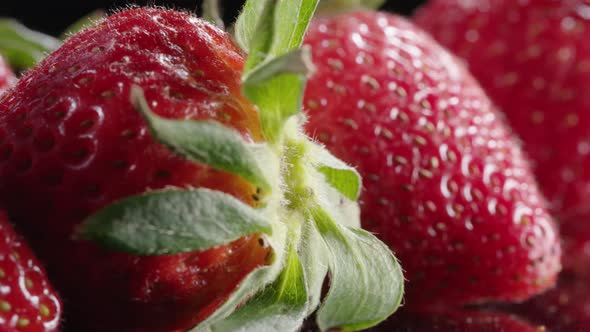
[507,274,590,332]
[0,55,16,94]
[369,310,542,332]
[0,4,402,332]
[0,210,62,332]
[303,9,560,309]
[414,0,590,273]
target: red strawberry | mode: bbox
[303,10,560,308]
[0,56,16,94]
[369,310,542,332]
[0,210,62,332]
[0,8,269,331]
[414,0,590,273]
[0,5,402,332]
[508,274,590,332]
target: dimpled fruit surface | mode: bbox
[303,10,560,308]
[0,8,269,332]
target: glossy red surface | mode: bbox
[0,211,61,332]
[303,10,560,308]
[0,8,268,331]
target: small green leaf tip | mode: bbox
[310,143,362,201]
[236,0,319,142]
[60,10,105,40]
[202,0,225,29]
[312,207,404,331]
[0,19,61,70]
[79,189,272,255]
[131,86,272,193]
[242,47,315,142]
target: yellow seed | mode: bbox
[394,156,408,165]
[413,136,427,146]
[0,268,5,278]
[531,111,544,124]
[327,58,344,71]
[39,304,50,317]
[430,157,440,169]
[306,99,319,110]
[419,169,433,179]
[0,301,11,312]
[17,317,30,328]
[25,278,33,289]
[565,113,579,127]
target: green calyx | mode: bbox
[0,10,104,70]
[79,0,403,331]
[0,19,60,70]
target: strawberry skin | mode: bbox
[0,211,62,332]
[0,56,16,94]
[414,1,590,273]
[369,310,541,332]
[0,8,269,332]
[303,10,560,308]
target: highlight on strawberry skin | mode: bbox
[0,211,62,332]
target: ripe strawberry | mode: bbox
[414,0,590,273]
[303,10,560,308]
[0,8,269,331]
[0,210,62,332]
[0,5,402,332]
[0,56,16,94]
[369,310,542,332]
[507,274,590,332]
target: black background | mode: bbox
[0,1,426,36]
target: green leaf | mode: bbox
[298,220,329,315]
[235,0,318,63]
[191,221,290,332]
[210,238,308,331]
[131,86,271,192]
[233,0,269,53]
[309,142,361,201]
[0,19,61,69]
[317,0,385,14]
[265,0,318,60]
[235,0,318,142]
[243,47,313,86]
[60,10,105,40]
[242,48,313,142]
[202,0,225,29]
[80,189,272,255]
[312,207,403,331]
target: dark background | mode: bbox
[0,1,426,36]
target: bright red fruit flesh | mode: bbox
[0,211,62,332]
[0,8,269,332]
[303,10,560,308]
[414,0,590,275]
